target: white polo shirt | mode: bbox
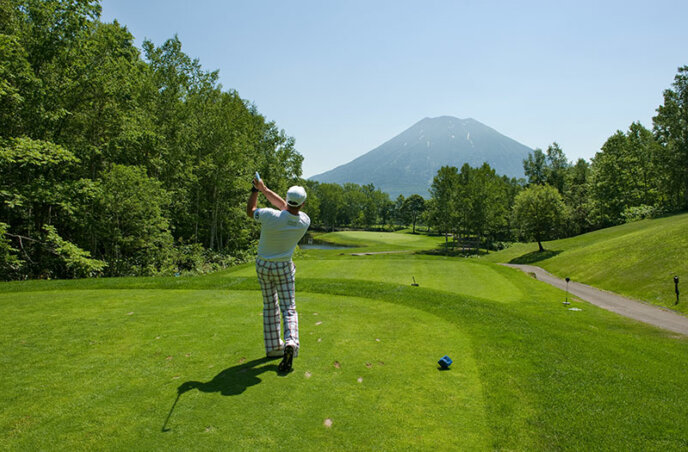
[254,208,311,261]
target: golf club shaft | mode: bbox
[161,392,181,432]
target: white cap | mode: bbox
[286,186,307,207]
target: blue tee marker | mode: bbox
[438,355,452,369]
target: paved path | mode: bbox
[501,264,688,336]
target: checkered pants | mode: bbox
[256,258,299,357]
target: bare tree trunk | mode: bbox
[209,185,218,250]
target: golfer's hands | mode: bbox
[253,177,266,193]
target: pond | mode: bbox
[298,236,353,250]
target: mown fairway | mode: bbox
[2,230,688,450]
[482,212,688,312]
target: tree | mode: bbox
[401,194,425,234]
[340,183,366,227]
[545,142,569,193]
[512,185,568,252]
[430,166,459,246]
[523,144,570,193]
[0,2,302,279]
[94,165,173,275]
[317,183,344,231]
[653,65,688,210]
[301,180,321,227]
[0,222,22,278]
[523,148,547,186]
[360,183,379,227]
[393,194,405,227]
[379,198,395,230]
[625,122,663,207]
[43,224,106,278]
[590,123,663,225]
[564,158,591,234]
[466,163,510,247]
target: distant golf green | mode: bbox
[306,230,445,253]
[482,212,688,312]
[2,228,688,450]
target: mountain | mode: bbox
[310,116,533,198]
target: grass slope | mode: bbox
[2,230,688,450]
[482,212,688,313]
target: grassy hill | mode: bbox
[2,230,688,450]
[482,212,688,313]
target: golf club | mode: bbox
[675,276,679,305]
[411,276,419,287]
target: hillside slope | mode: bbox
[482,212,688,313]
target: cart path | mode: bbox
[501,264,688,336]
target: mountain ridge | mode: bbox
[310,116,533,198]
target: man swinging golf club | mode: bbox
[247,173,310,372]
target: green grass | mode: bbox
[2,229,688,450]
[482,212,688,312]
[308,230,445,253]
[0,289,487,450]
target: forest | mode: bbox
[1,0,687,279]
[1,0,304,278]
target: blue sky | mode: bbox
[100,0,688,178]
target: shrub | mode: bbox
[621,205,664,223]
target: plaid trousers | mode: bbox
[255,258,299,356]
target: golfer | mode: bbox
[247,177,310,372]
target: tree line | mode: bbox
[302,181,426,233]
[427,66,688,251]
[1,0,303,279]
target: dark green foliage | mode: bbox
[304,181,393,230]
[523,148,547,186]
[523,143,570,193]
[512,185,568,252]
[0,222,22,277]
[564,158,591,234]
[429,163,516,250]
[43,224,106,277]
[653,65,688,210]
[94,165,172,275]
[429,165,459,242]
[401,194,425,233]
[590,123,664,226]
[0,1,302,279]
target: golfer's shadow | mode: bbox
[163,357,279,432]
[178,357,278,397]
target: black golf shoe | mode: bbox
[278,345,294,372]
